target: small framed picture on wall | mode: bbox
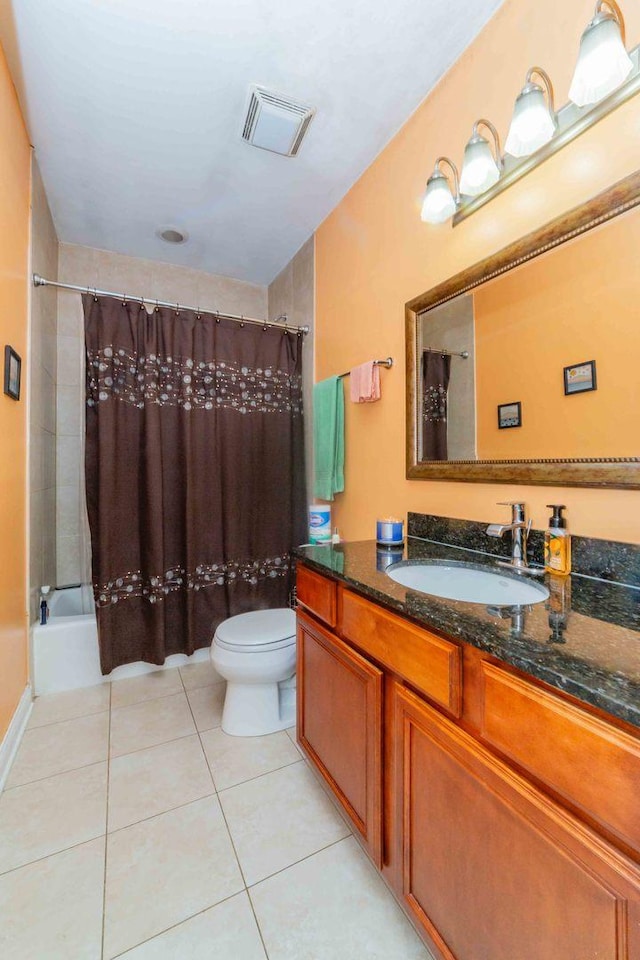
[564,359,597,395]
[3,346,21,401]
[497,401,522,429]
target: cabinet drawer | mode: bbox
[296,565,337,628]
[481,661,640,853]
[340,589,461,717]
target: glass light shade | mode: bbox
[569,15,633,106]
[459,137,500,197]
[505,85,556,157]
[421,172,457,224]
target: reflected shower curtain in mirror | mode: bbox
[83,295,306,673]
[422,351,451,461]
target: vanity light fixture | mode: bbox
[421,157,460,224]
[420,0,640,225]
[569,0,633,106]
[459,120,502,197]
[505,67,557,157]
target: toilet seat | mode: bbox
[214,608,296,653]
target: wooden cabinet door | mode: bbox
[297,609,383,866]
[393,682,640,960]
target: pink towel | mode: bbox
[349,361,381,403]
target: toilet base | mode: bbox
[221,676,296,737]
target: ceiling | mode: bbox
[3,0,503,286]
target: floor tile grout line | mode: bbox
[6,754,110,791]
[0,828,108,879]
[214,755,303,796]
[107,789,219,837]
[114,675,225,708]
[27,704,110,731]
[109,727,205,762]
[107,888,249,960]
[0,757,108,795]
[101,677,113,960]
[246,832,353,892]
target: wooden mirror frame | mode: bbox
[405,170,640,488]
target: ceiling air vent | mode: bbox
[242,86,315,157]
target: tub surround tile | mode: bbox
[296,539,640,729]
[108,734,214,832]
[110,692,196,758]
[28,683,110,728]
[179,659,223,690]
[7,712,109,787]
[111,668,184,709]
[250,836,430,960]
[0,838,105,960]
[219,761,350,886]
[56,535,83,585]
[103,796,244,958]
[117,892,268,960]
[0,763,107,873]
[186,682,226,732]
[201,728,300,791]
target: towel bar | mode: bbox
[338,357,393,379]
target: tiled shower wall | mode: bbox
[267,236,314,502]
[28,159,58,621]
[55,244,269,586]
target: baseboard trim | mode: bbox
[0,684,33,793]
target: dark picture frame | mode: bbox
[564,359,597,396]
[497,401,522,429]
[3,346,21,401]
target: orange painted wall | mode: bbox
[474,205,640,459]
[315,0,640,544]
[0,41,31,739]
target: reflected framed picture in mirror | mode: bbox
[564,360,596,396]
[3,345,21,401]
[498,401,522,429]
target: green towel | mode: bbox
[313,376,344,501]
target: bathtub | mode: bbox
[32,585,210,695]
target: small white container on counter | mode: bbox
[309,504,332,544]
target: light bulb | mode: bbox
[505,71,556,157]
[569,10,633,106]
[460,136,500,197]
[421,172,457,224]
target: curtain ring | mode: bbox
[240,314,245,328]
[121,294,127,307]
[175,303,180,316]
[93,287,98,302]
[216,310,220,324]
[155,299,159,313]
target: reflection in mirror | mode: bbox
[417,203,640,462]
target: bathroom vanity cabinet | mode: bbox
[296,563,640,960]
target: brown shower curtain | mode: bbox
[422,350,451,461]
[83,295,306,674]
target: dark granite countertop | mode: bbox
[295,538,640,730]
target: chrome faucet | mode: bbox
[486,501,533,572]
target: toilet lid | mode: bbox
[215,608,296,649]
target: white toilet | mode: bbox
[210,608,297,737]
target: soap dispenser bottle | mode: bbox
[544,505,571,576]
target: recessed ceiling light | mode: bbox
[158,228,187,244]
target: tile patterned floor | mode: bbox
[0,665,431,959]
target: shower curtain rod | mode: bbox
[424,346,469,359]
[32,274,310,335]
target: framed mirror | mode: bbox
[405,170,640,488]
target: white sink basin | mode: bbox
[387,561,549,606]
